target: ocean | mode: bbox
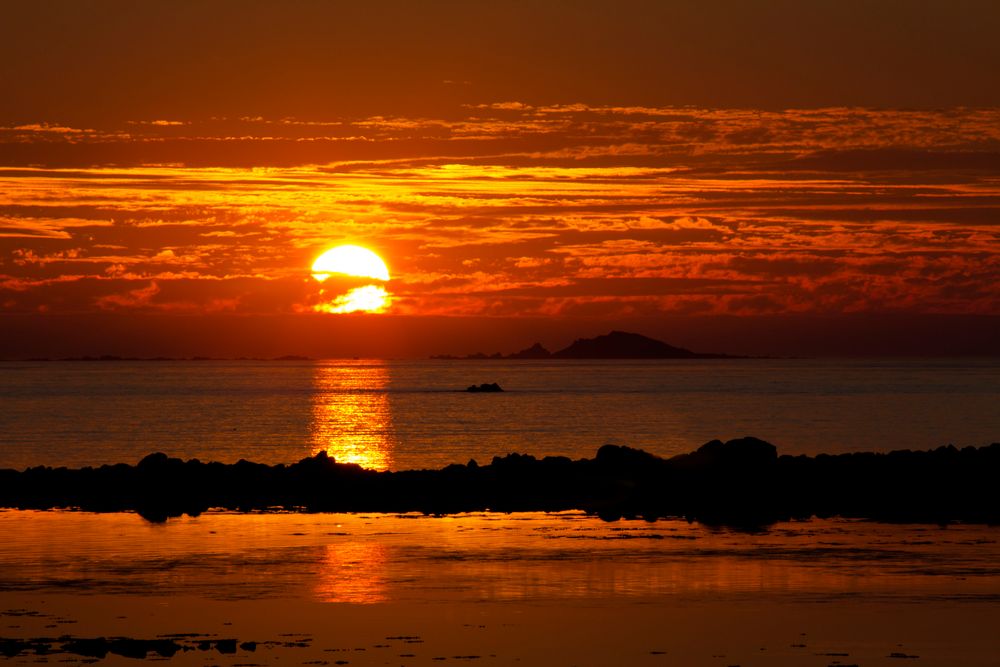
[2,358,1000,665]
[1,510,999,665]
[1,358,998,471]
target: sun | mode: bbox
[310,245,391,314]
[312,245,390,282]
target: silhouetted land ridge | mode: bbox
[18,354,313,362]
[433,330,739,359]
[2,438,998,527]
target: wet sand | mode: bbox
[3,594,999,666]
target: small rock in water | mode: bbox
[466,382,503,393]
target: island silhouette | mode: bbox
[433,330,739,360]
[3,438,997,527]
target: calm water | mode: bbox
[1,511,998,604]
[2,359,1000,665]
[1,358,998,471]
[1,510,999,666]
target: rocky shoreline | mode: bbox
[2,437,998,526]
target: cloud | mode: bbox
[1,105,997,318]
[0,216,113,239]
[511,256,550,268]
[7,123,90,134]
[95,281,160,309]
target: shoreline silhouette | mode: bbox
[2,437,998,526]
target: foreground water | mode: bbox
[1,358,998,471]
[1,510,998,666]
[4,511,1000,603]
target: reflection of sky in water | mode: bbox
[310,362,394,471]
[314,541,388,604]
[2,511,999,605]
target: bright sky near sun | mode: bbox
[1,1,998,356]
[311,246,390,313]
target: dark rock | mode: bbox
[215,639,237,654]
[109,638,161,659]
[137,452,171,469]
[466,382,503,393]
[670,437,777,469]
[595,444,665,470]
[0,639,32,658]
[62,638,110,658]
[2,439,999,529]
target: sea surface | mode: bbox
[4,510,998,605]
[1,510,999,665]
[1,358,998,471]
[2,359,1000,665]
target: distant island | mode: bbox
[432,330,740,360]
[16,355,314,362]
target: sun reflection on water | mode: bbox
[314,541,389,604]
[310,362,394,471]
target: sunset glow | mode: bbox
[1,2,997,358]
[5,108,999,326]
[309,245,391,314]
[315,285,391,314]
[311,245,390,283]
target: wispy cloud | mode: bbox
[1,106,998,316]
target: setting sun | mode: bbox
[316,285,391,314]
[312,245,390,282]
[310,245,391,314]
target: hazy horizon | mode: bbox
[3,312,999,360]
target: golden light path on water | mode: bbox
[5,511,1000,608]
[310,362,394,471]
[315,541,389,604]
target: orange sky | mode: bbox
[1,2,999,357]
